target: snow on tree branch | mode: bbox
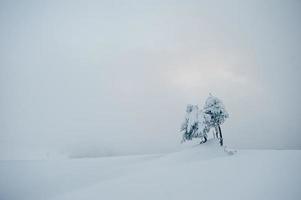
[180,94,229,146]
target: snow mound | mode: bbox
[157,139,231,164]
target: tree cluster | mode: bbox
[181,94,229,146]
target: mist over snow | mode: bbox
[1,0,301,159]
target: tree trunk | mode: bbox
[218,125,223,146]
[200,136,207,144]
[214,126,219,138]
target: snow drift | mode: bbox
[0,140,300,200]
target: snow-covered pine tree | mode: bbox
[181,104,198,142]
[195,111,211,144]
[181,104,208,143]
[203,94,229,146]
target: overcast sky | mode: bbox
[1,0,301,159]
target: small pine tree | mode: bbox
[195,111,211,143]
[181,104,199,142]
[203,94,229,146]
[181,105,208,143]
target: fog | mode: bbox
[1,0,301,159]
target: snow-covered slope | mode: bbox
[1,140,300,200]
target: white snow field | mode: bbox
[1,140,300,200]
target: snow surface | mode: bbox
[1,140,300,200]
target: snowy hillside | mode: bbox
[1,140,300,200]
